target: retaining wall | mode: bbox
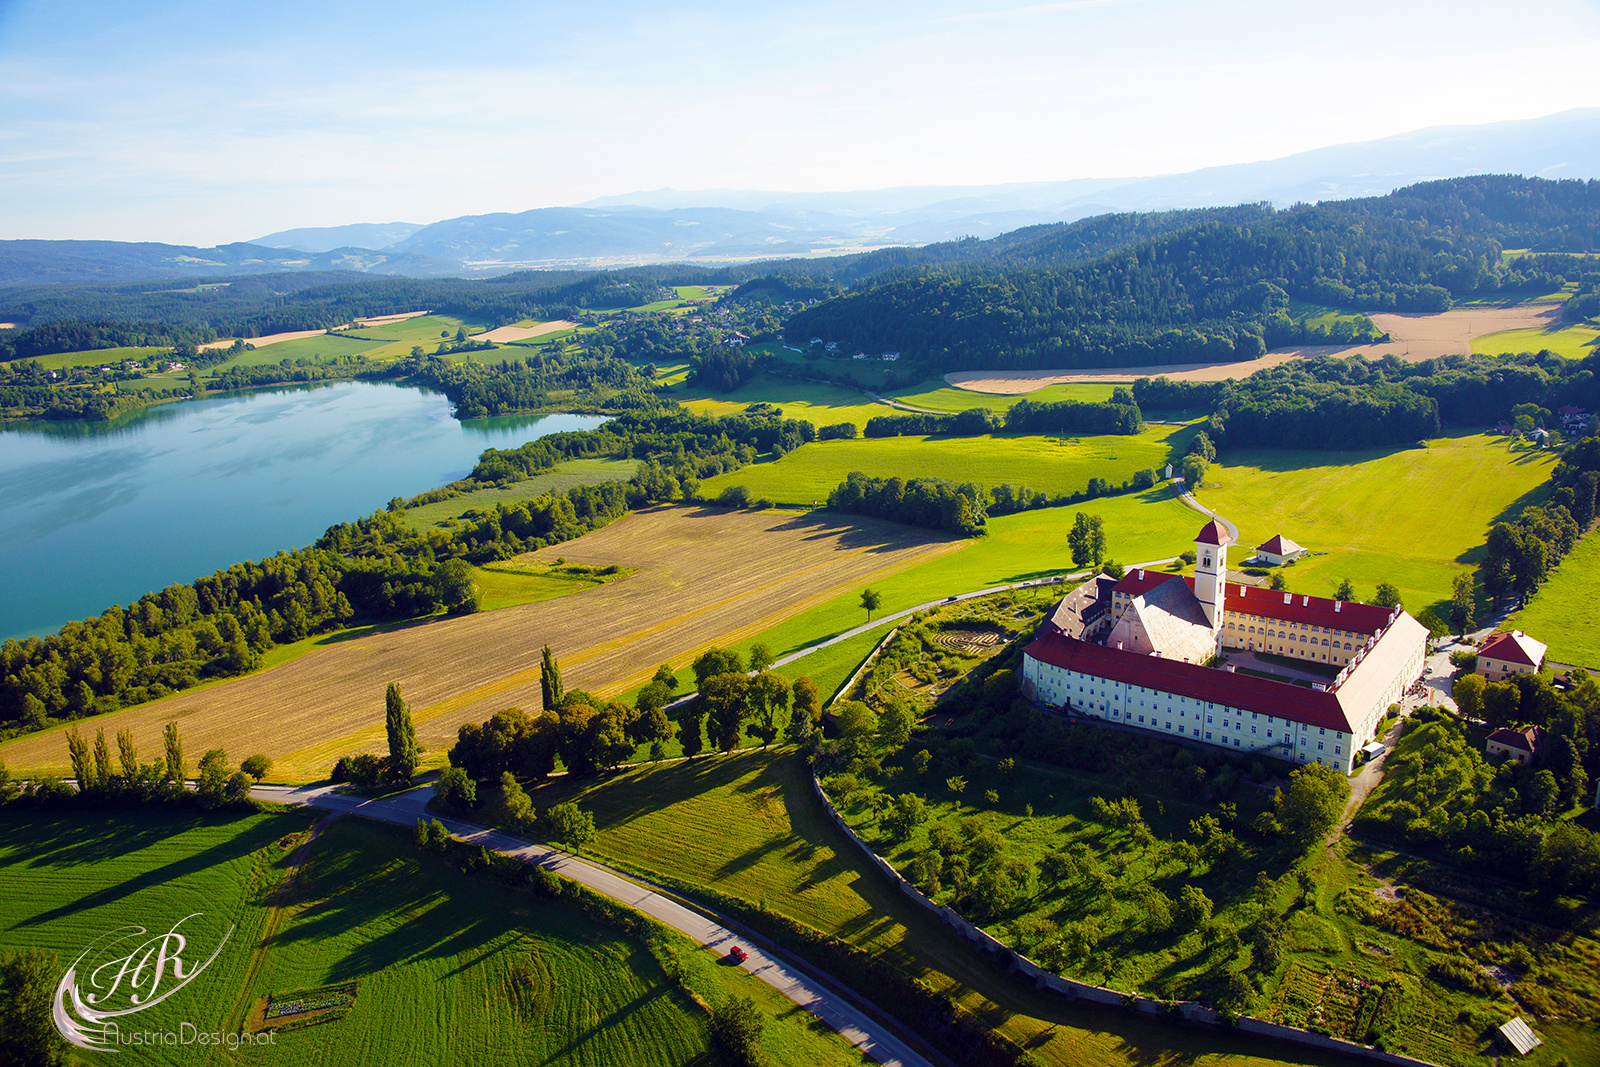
[811,774,1447,1067]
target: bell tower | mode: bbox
[1193,519,1231,630]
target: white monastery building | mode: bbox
[1020,521,1429,774]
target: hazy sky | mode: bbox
[3,0,1599,244]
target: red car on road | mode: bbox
[727,945,748,964]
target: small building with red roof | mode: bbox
[1477,631,1547,683]
[1254,533,1307,566]
[1486,726,1543,765]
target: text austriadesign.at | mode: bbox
[1020,521,1428,774]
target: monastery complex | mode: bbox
[1021,521,1429,774]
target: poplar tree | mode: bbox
[385,683,419,782]
[540,645,564,712]
[163,721,186,784]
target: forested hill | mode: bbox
[783,176,1600,371]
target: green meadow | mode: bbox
[0,808,865,1067]
[672,373,889,429]
[402,458,643,530]
[886,381,1118,411]
[517,749,1364,1067]
[1193,432,1557,618]
[210,333,390,369]
[699,425,1185,507]
[717,489,1199,677]
[1472,324,1600,360]
[1506,530,1600,668]
[5,344,170,371]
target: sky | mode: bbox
[2,0,1599,245]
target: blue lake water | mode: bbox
[0,382,605,640]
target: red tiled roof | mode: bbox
[1112,570,1182,598]
[1195,519,1231,546]
[1225,583,1392,635]
[1258,533,1303,555]
[1024,629,1354,732]
[1480,630,1547,668]
[1486,727,1535,751]
[1114,574,1391,635]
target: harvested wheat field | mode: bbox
[0,506,960,782]
[472,320,577,343]
[945,303,1564,393]
[198,328,329,351]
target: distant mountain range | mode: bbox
[2,109,1598,289]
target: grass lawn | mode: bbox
[700,425,1184,508]
[5,345,170,371]
[0,807,864,1067]
[0,807,321,1050]
[402,458,643,530]
[518,749,1367,1067]
[1472,324,1600,359]
[1193,432,1558,619]
[1504,529,1600,668]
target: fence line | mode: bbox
[810,773,1448,1067]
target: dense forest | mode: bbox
[785,176,1600,371]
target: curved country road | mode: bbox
[1172,478,1239,543]
[251,782,932,1067]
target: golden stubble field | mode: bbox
[945,304,1562,392]
[0,507,960,782]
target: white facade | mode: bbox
[1022,657,1355,771]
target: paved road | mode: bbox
[1173,480,1239,543]
[251,783,932,1067]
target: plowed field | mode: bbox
[0,506,959,781]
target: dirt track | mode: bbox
[945,304,1564,393]
[0,507,959,781]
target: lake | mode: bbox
[0,382,606,641]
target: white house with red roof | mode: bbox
[1020,521,1428,773]
[1254,533,1307,566]
[1476,630,1547,683]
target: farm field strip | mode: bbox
[700,425,1186,507]
[1193,431,1556,616]
[0,508,959,782]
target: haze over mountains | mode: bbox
[4,109,1599,290]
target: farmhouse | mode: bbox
[1486,726,1543,765]
[1476,630,1547,682]
[1021,521,1428,774]
[1253,533,1307,566]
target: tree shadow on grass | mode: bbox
[537,985,691,1067]
[8,811,301,929]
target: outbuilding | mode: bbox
[1254,534,1307,566]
